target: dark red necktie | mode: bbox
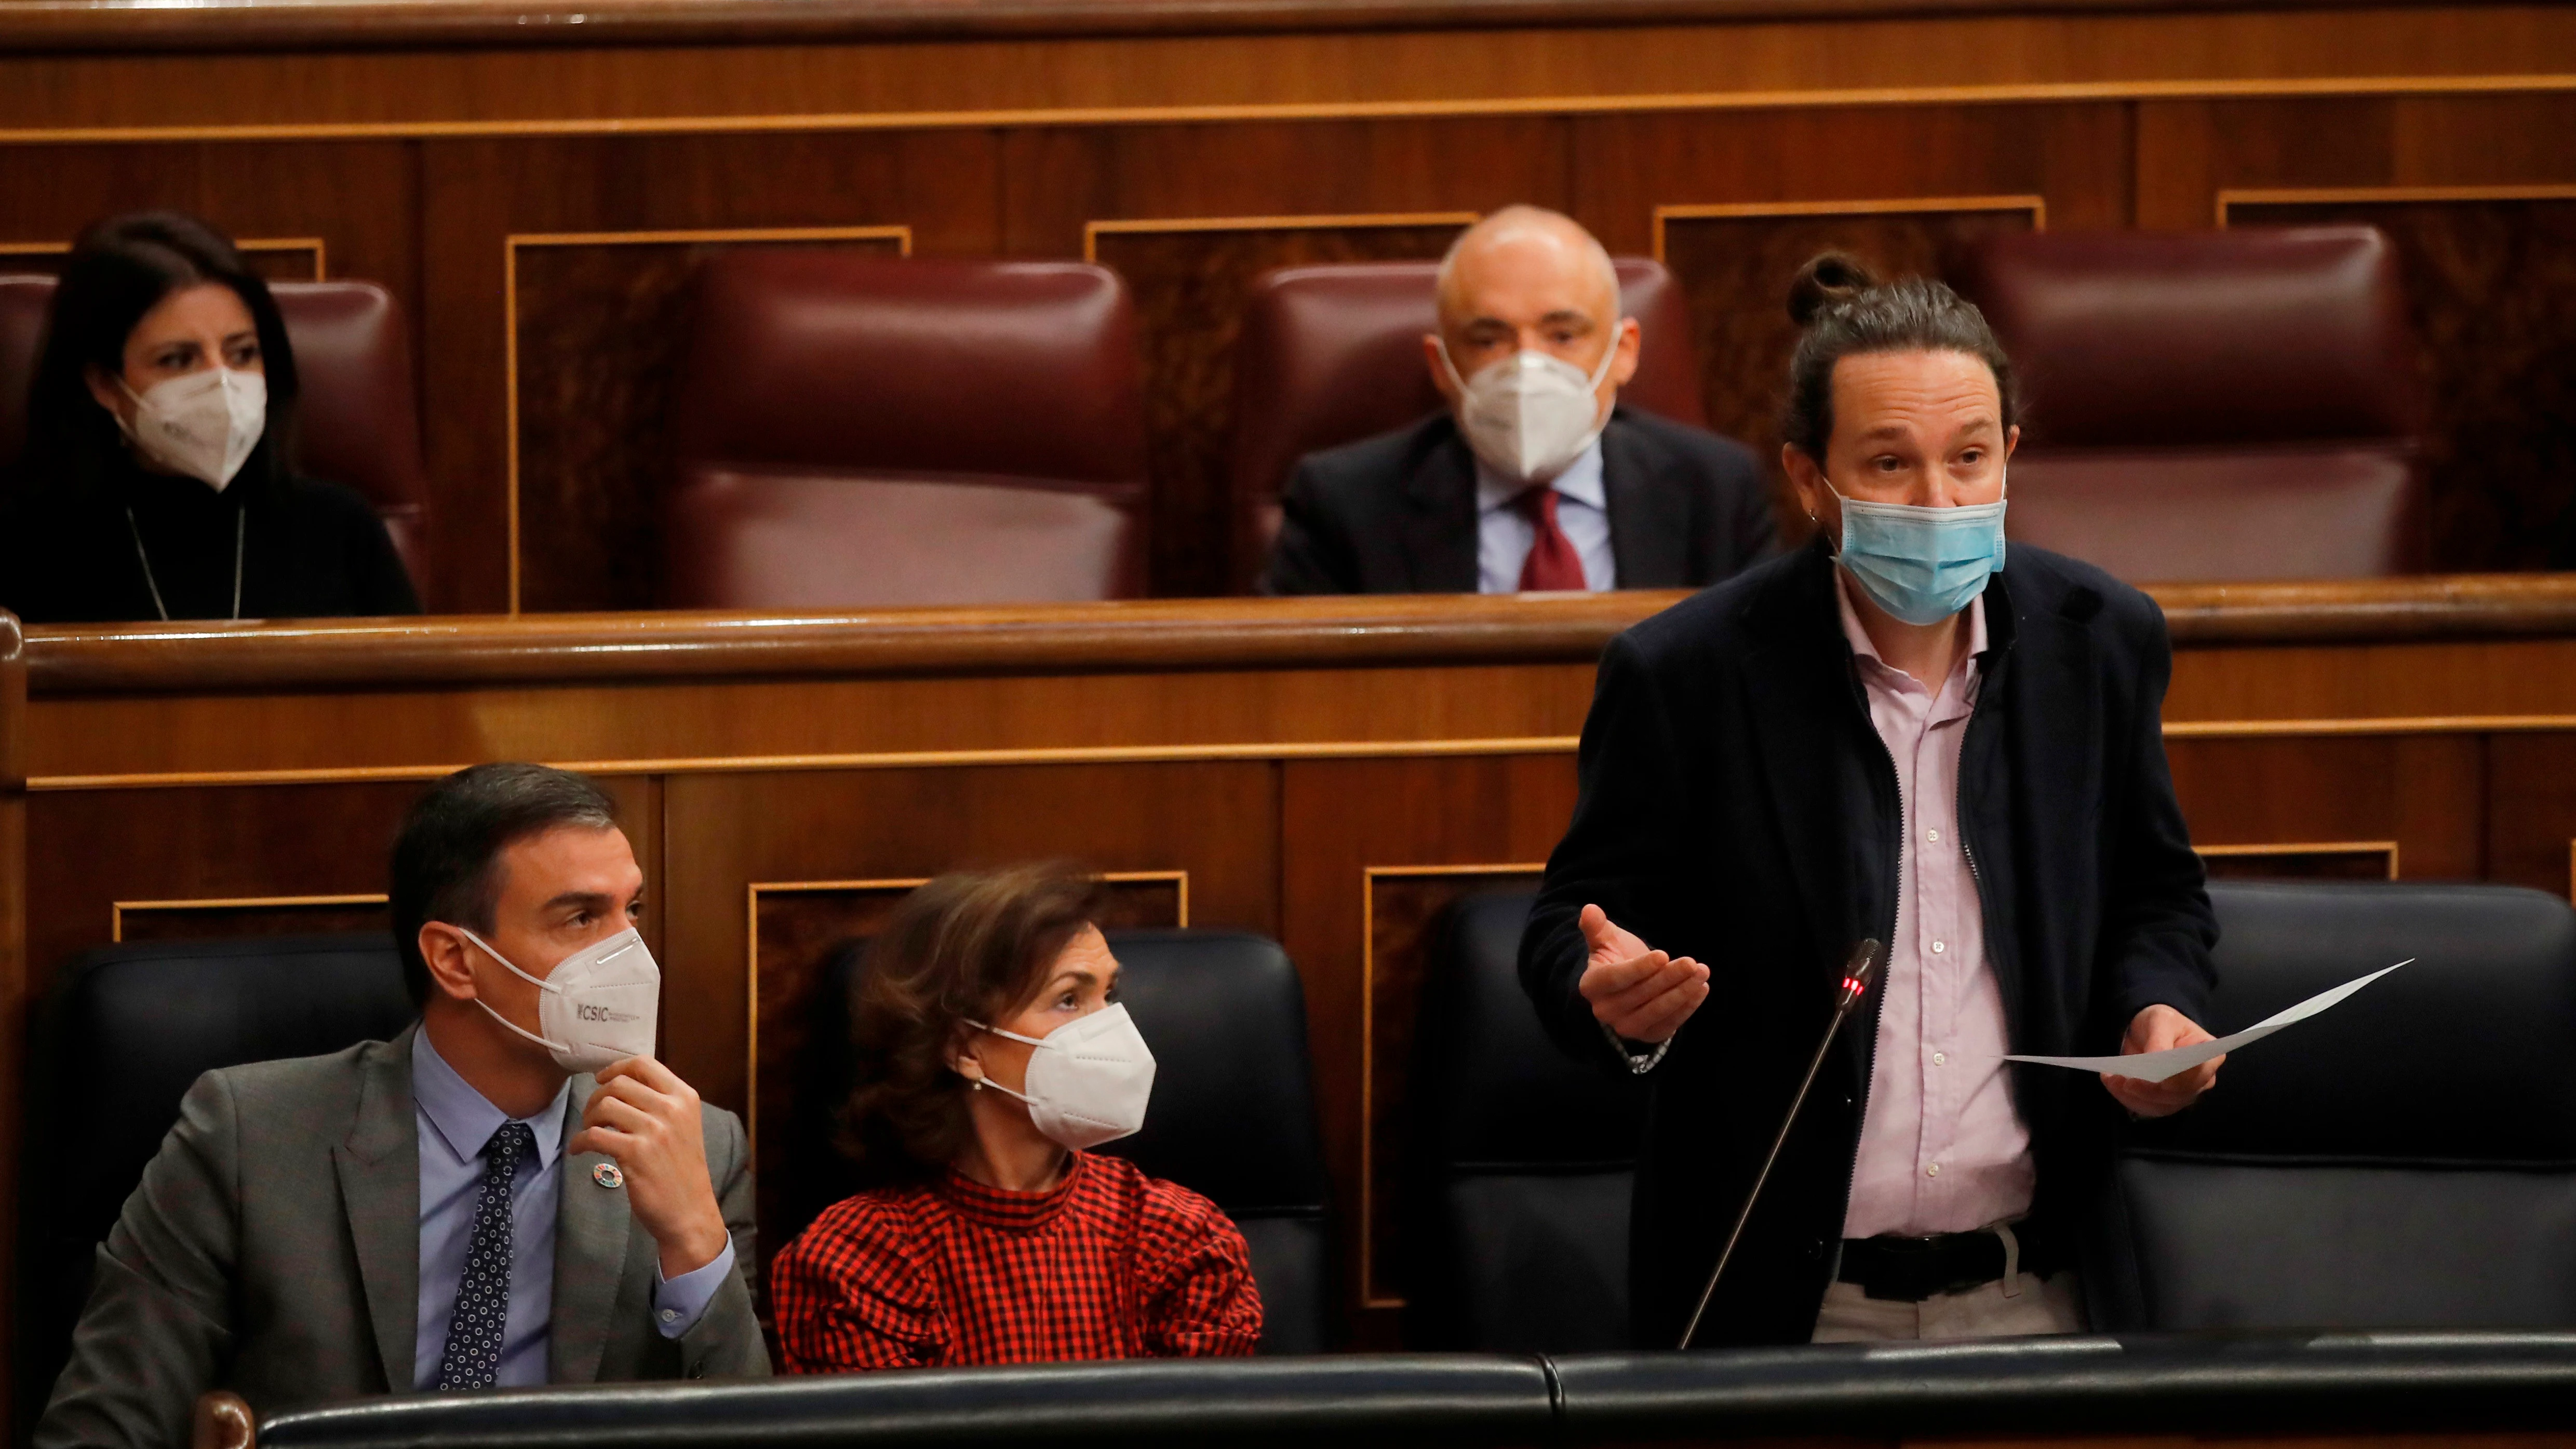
[1517,487,1588,592]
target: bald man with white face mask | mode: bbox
[1263,205,1777,596]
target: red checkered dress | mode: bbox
[770,1151,1263,1371]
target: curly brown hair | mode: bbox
[836,863,1104,1181]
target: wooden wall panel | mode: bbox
[1277,753,1578,1344]
[510,228,909,613]
[112,894,388,942]
[2197,842,2398,882]
[2485,733,2576,896]
[18,772,660,1004]
[2223,193,2576,573]
[2167,734,2487,883]
[0,242,323,283]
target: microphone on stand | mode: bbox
[1676,938,1882,1351]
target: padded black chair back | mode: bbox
[1404,891,1646,1351]
[2097,880,2576,1330]
[780,928,1333,1353]
[18,933,414,1417]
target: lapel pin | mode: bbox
[592,1161,625,1189]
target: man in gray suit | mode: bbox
[38,764,770,1445]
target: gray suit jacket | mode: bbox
[36,1025,770,1446]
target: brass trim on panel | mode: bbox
[2,73,2573,147]
[1650,194,2047,261]
[1080,210,1480,264]
[743,869,1188,1168]
[29,735,1590,791]
[0,237,330,279]
[111,890,389,942]
[35,714,2576,793]
[500,224,916,615]
[2196,840,2399,879]
[2217,183,2576,225]
[1358,861,1545,1311]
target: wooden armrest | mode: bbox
[192,1390,255,1449]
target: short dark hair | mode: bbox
[18,210,301,502]
[1779,250,2020,463]
[389,763,619,1007]
[838,863,1104,1181]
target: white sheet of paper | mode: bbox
[2001,959,2412,1083]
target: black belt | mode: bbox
[1836,1227,2063,1303]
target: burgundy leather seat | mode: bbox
[1226,259,1706,594]
[665,253,1149,609]
[0,276,432,585]
[1951,227,2427,582]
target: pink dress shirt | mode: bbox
[1835,574,2037,1240]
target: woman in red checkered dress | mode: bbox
[771,864,1264,1370]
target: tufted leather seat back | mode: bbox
[2095,880,2576,1330]
[0,276,433,586]
[1403,891,1646,1351]
[664,252,1149,608]
[1225,259,1705,592]
[1951,226,2426,581]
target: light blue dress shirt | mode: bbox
[1474,438,1616,594]
[411,1027,735,1389]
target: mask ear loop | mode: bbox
[958,1021,1047,1104]
[453,926,573,1055]
[1432,336,1471,395]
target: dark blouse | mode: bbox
[769,1151,1263,1371]
[0,458,419,624]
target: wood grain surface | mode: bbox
[15,585,2576,1356]
[3,11,2569,608]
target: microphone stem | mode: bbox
[1676,972,1871,1351]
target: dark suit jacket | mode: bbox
[1260,407,1776,595]
[1518,539,2217,1348]
[37,1026,769,1446]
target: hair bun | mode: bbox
[1787,250,1879,326]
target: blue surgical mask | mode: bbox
[1833,480,2008,626]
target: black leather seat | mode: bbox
[2092,879,2576,1331]
[1403,891,1645,1351]
[17,933,414,1418]
[779,928,1333,1353]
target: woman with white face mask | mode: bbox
[0,210,418,624]
[770,863,1263,1371]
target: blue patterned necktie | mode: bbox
[435,1120,535,1391]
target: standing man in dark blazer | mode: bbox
[39,764,769,1445]
[1520,254,2222,1349]
[1263,206,1775,596]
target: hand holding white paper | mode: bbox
[2003,959,2412,1084]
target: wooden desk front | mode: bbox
[14,578,2576,1364]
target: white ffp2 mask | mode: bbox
[458,925,661,1074]
[118,367,266,491]
[1437,337,1619,484]
[967,1003,1157,1150]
